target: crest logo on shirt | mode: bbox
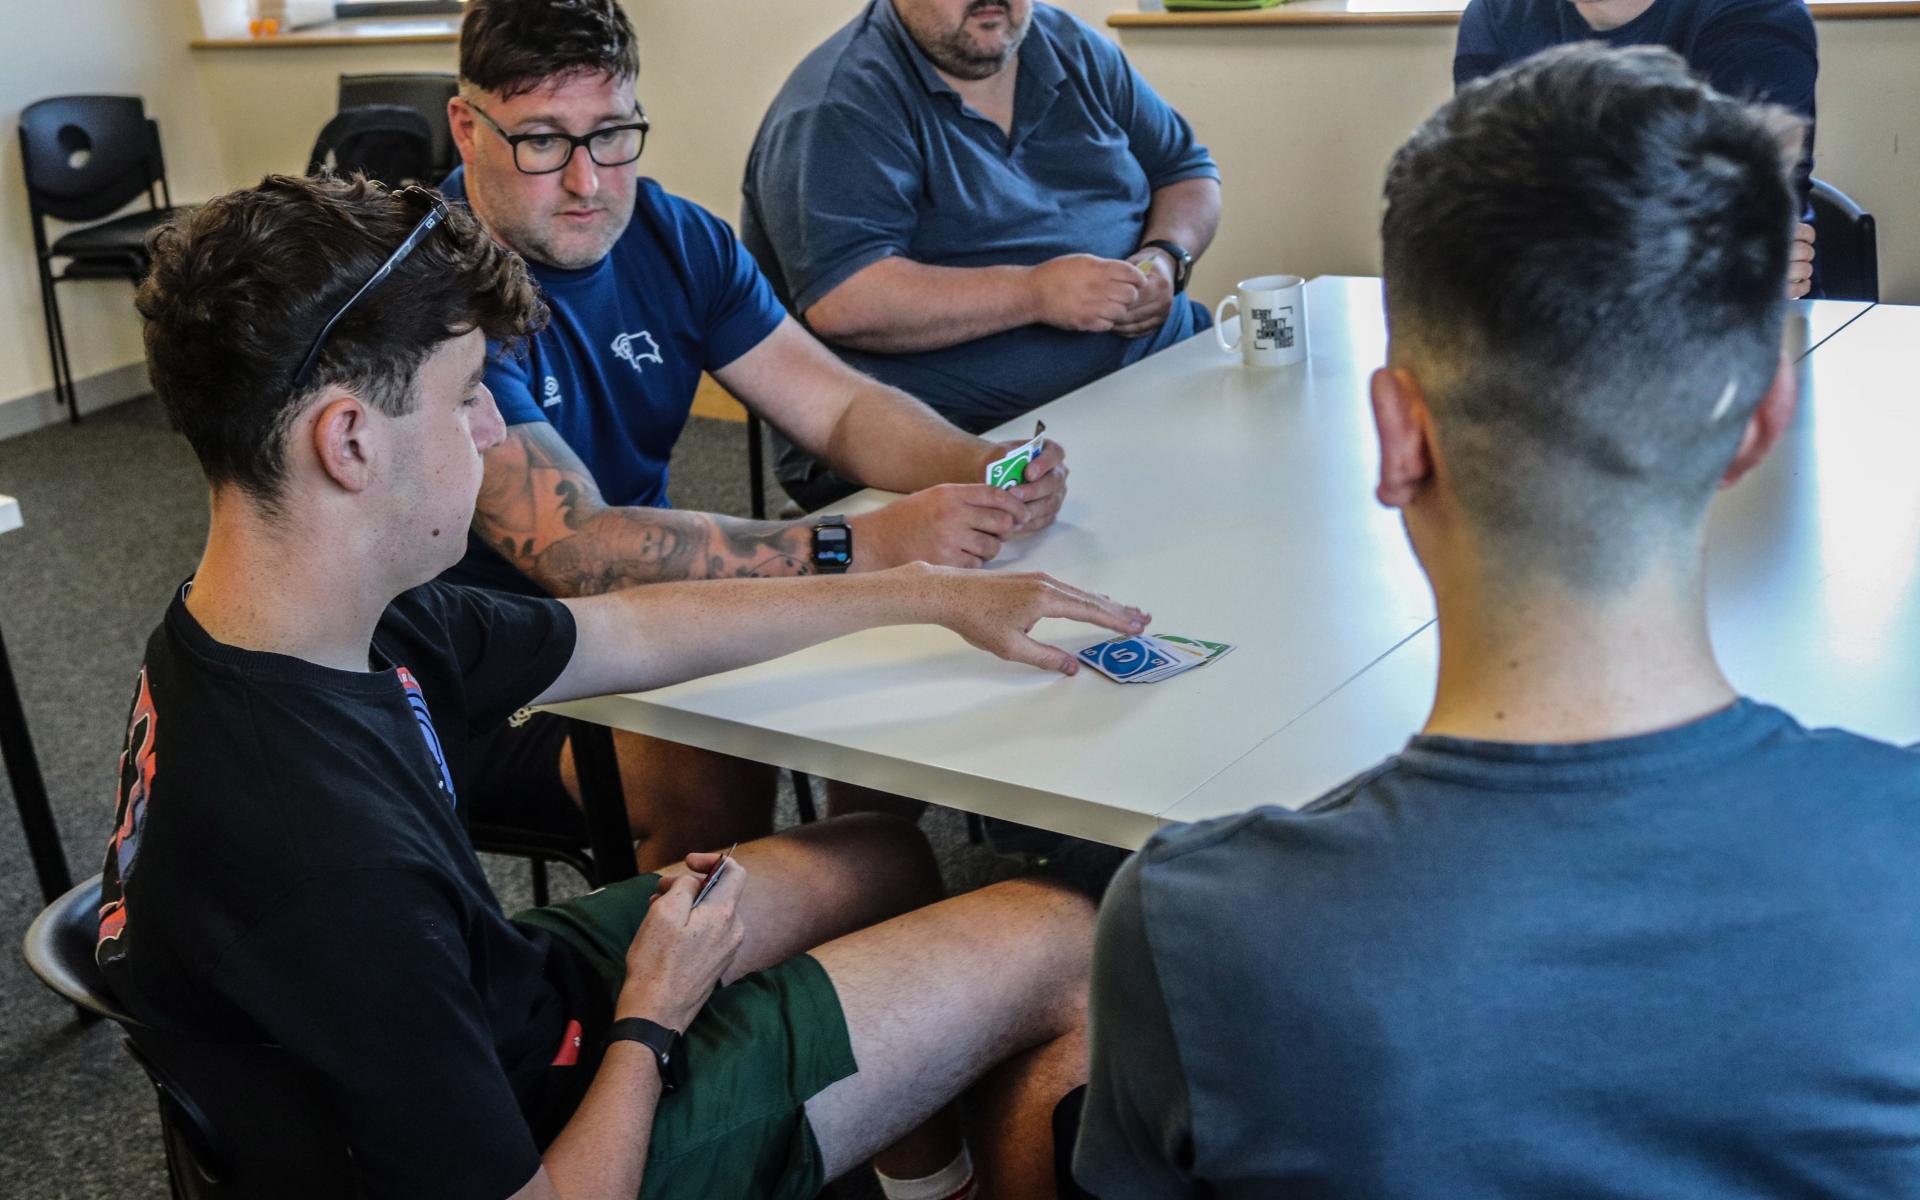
[611,330,664,374]
[542,376,564,409]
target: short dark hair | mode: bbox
[1381,44,1804,590]
[459,0,639,100]
[138,174,545,509]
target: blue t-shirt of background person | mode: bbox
[741,0,1220,447]
[1455,0,1817,201]
[439,169,786,595]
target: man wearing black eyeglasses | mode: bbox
[439,0,1070,874]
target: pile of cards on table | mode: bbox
[1076,633,1236,684]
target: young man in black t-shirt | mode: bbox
[101,174,1150,1200]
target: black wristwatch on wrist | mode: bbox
[1140,238,1194,293]
[606,1017,683,1092]
[811,513,853,574]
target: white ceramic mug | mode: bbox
[1215,275,1307,367]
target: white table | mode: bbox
[0,493,72,903]
[1161,297,1920,830]
[552,279,1885,848]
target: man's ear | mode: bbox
[1371,366,1434,509]
[1720,352,1799,489]
[309,393,377,493]
[448,95,478,166]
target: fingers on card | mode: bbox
[1077,633,1235,684]
[986,420,1047,490]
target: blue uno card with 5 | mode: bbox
[1078,636,1176,682]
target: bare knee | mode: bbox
[966,878,1096,1034]
[796,811,944,916]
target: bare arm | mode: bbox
[806,254,1148,355]
[803,258,1042,354]
[1138,176,1222,269]
[533,562,1150,706]
[714,317,989,494]
[472,421,815,595]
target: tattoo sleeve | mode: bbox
[472,423,814,597]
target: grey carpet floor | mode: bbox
[0,396,1014,1198]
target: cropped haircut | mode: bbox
[459,0,639,100]
[137,174,545,511]
[1381,44,1804,591]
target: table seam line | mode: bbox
[1800,300,1875,361]
[1153,617,1436,819]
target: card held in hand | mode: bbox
[691,842,739,909]
[985,420,1047,490]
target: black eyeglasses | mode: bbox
[291,185,450,392]
[467,100,650,176]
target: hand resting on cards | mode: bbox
[917,565,1149,675]
[536,562,1150,704]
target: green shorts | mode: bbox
[515,875,859,1200]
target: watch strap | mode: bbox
[606,1016,681,1091]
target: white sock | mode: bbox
[875,1144,978,1200]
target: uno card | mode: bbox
[985,420,1047,490]
[1129,639,1207,683]
[1153,635,1236,663]
[1077,635,1176,682]
[691,842,738,909]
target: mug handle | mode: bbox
[1215,295,1241,353]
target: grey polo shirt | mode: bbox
[742,0,1218,445]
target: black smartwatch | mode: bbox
[606,1017,683,1092]
[1140,238,1194,293]
[811,514,853,574]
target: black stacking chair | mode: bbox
[24,876,367,1199]
[307,105,437,187]
[1808,178,1878,303]
[18,95,186,424]
[337,73,459,180]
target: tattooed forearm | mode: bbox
[474,423,817,597]
[529,510,813,596]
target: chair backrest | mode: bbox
[18,94,165,223]
[1808,178,1879,303]
[338,72,459,178]
[23,876,365,1199]
[309,105,437,187]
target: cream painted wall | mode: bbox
[0,0,227,419]
[3,0,1916,420]
[1113,16,1920,307]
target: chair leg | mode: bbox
[747,413,767,521]
[33,261,71,420]
[48,278,82,424]
[567,720,638,886]
[0,621,73,905]
[790,770,817,824]
[530,857,550,908]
